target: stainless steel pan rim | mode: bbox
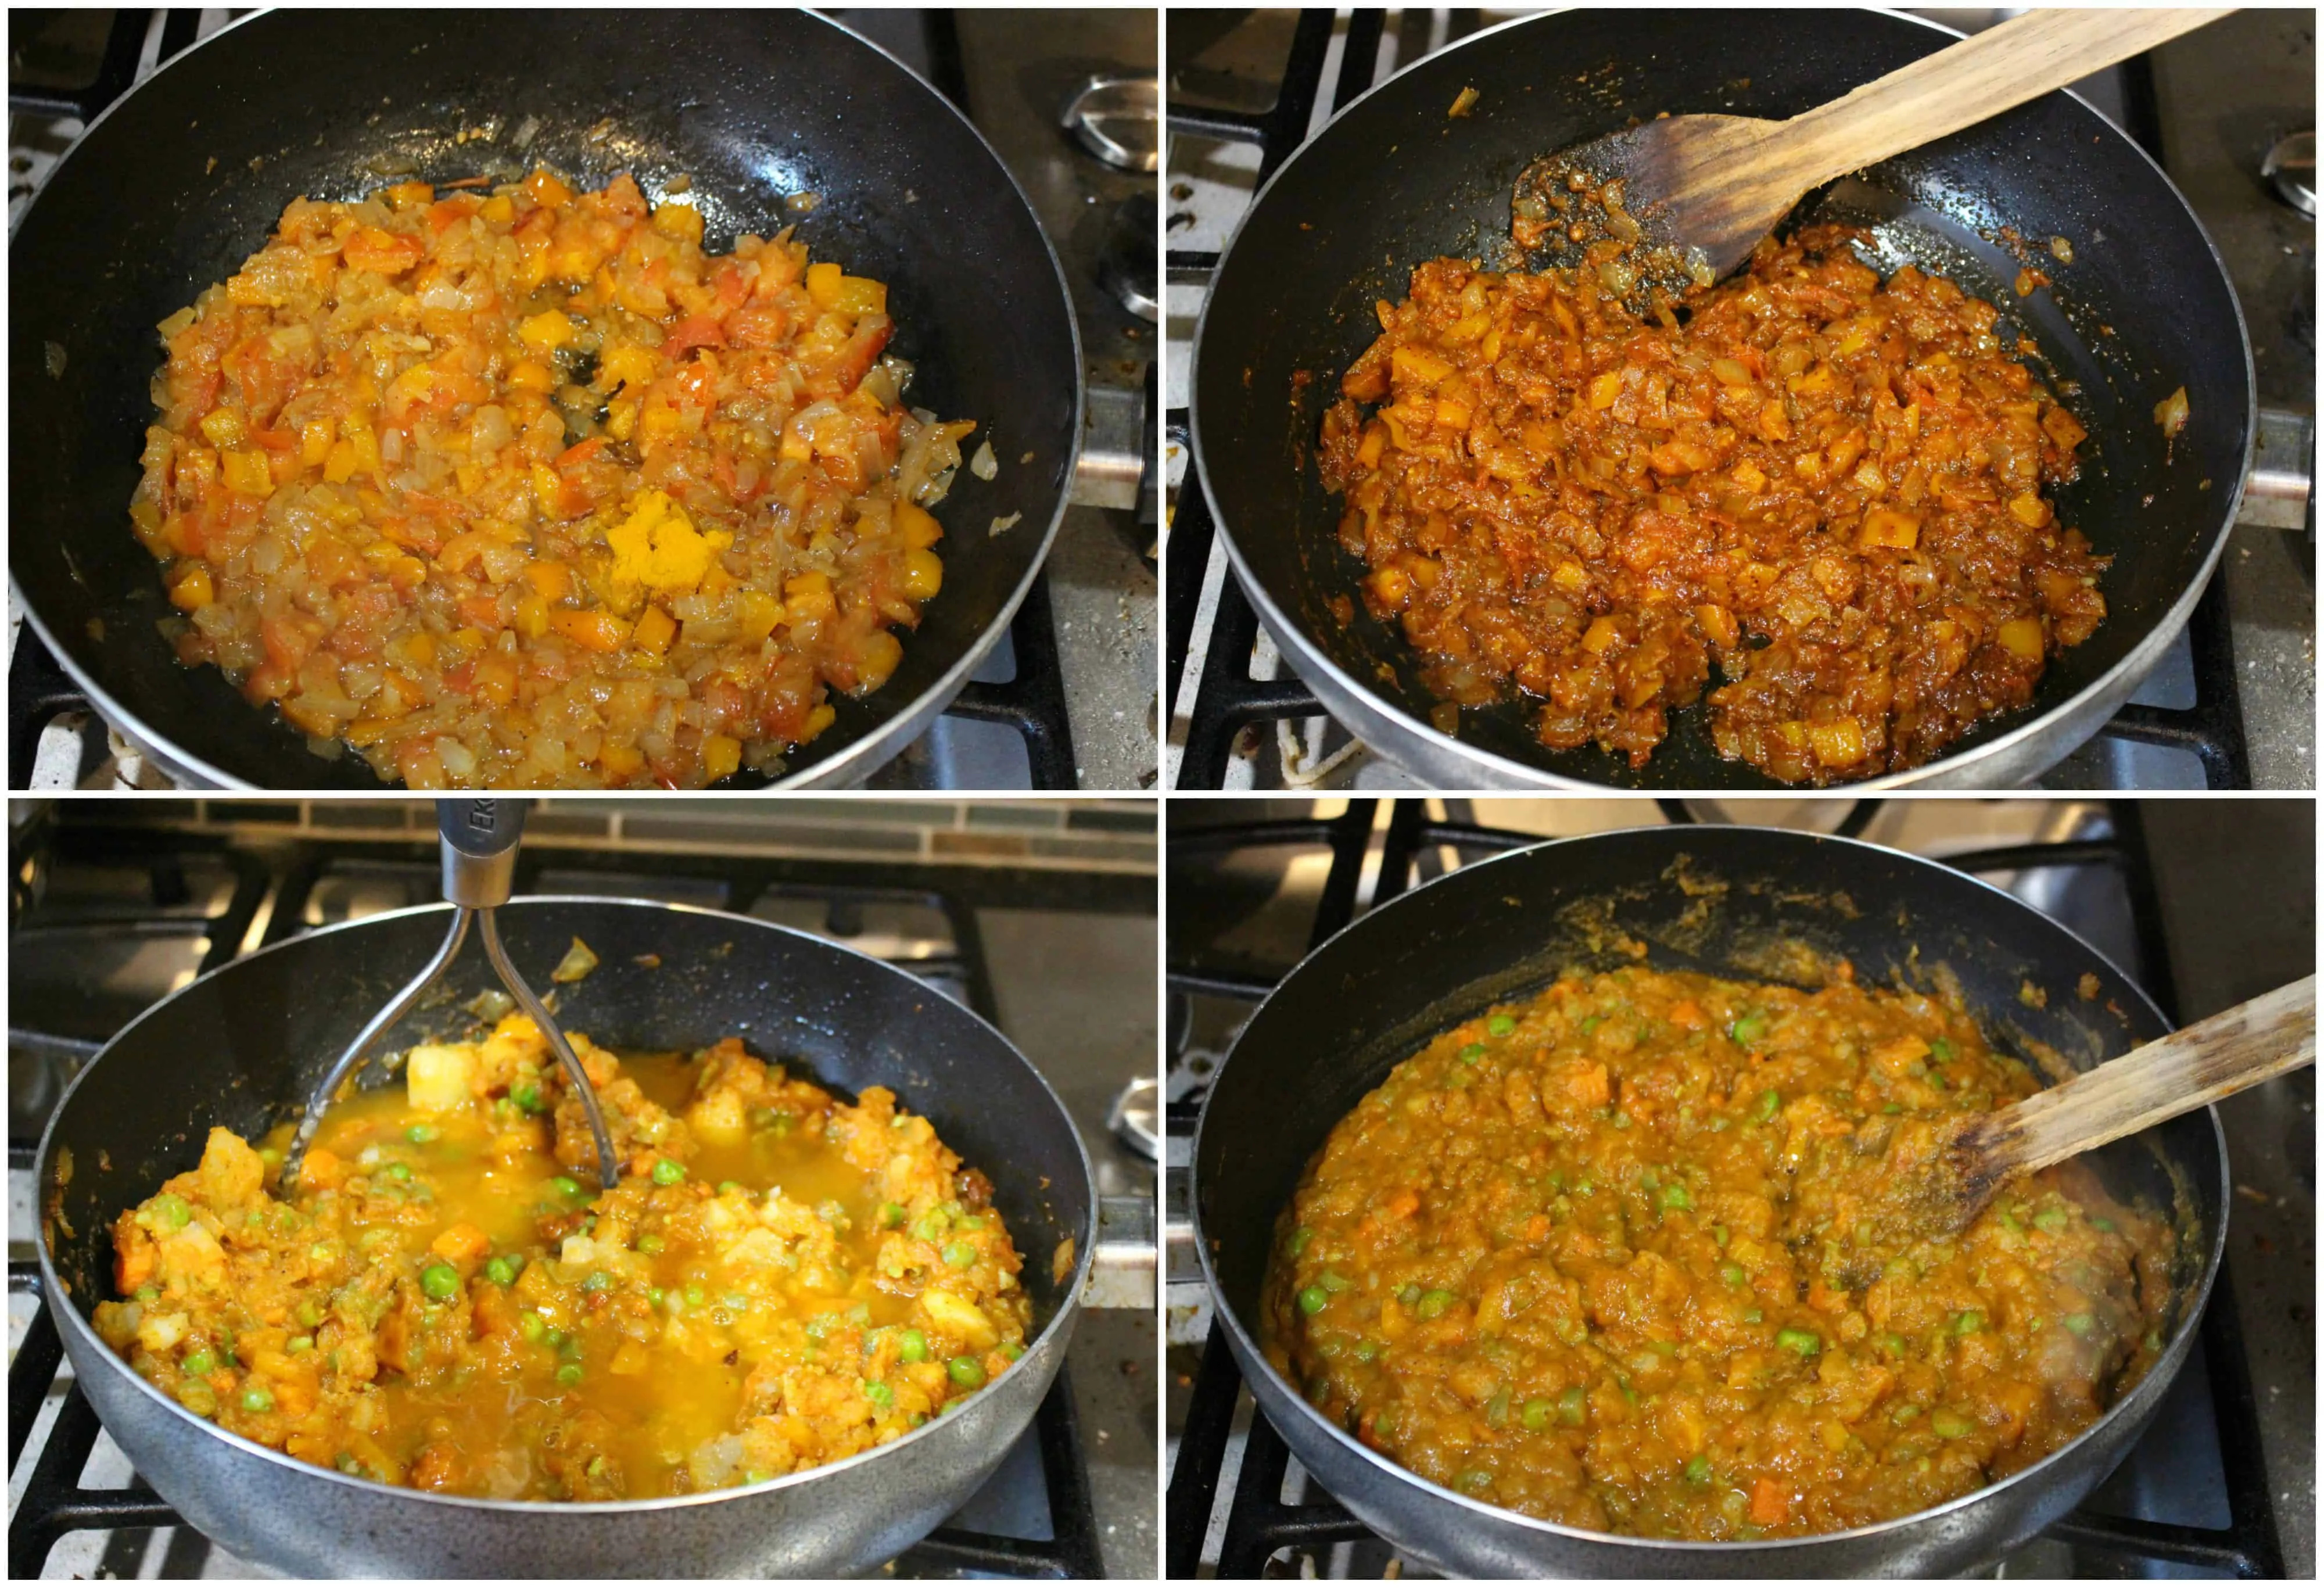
[35,894,1100,1517]
[1189,826,2231,1566]
[1186,6,2257,793]
[11,4,1084,792]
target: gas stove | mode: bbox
[8,795,1159,1579]
[1164,796,2314,1577]
[8,8,1160,792]
[1164,9,2315,792]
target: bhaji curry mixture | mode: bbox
[134,169,975,788]
[95,1012,1030,1500]
[1263,966,2172,1540]
[1318,226,2106,784]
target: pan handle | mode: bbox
[2240,408,2314,537]
[1084,1194,1157,1310]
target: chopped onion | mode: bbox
[551,937,600,984]
[969,440,998,481]
[2153,385,2189,439]
[989,512,1021,536]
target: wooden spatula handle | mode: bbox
[1977,976,2315,1181]
[1765,9,2229,195]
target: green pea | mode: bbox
[649,1288,667,1309]
[289,1335,314,1353]
[634,1234,665,1256]
[520,1312,548,1343]
[1288,1226,1314,1256]
[512,1082,545,1113]
[134,1284,160,1302]
[1416,1289,1455,1320]
[2090,1215,2115,1233]
[179,1382,218,1417]
[942,1241,977,1269]
[485,1255,520,1286]
[1487,1014,1516,1037]
[153,1193,193,1229]
[720,1181,744,1195]
[2063,1312,2095,1336]
[406,1123,439,1144]
[1776,1328,1821,1358]
[948,1356,986,1389]
[651,1159,686,1186]
[1929,1037,1954,1062]
[582,1270,612,1293]
[1557,1386,1587,1426]
[241,1386,275,1413]
[182,1349,217,1376]
[1520,1397,1551,1431]
[1297,1285,1329,1315]
[1729,1012,1768,1046]
[556,1363,584,1387]
[879,1203,907,1229]
[913,1210,952,1242]
[899,1329,929,1363]
[1931,1409,1972,1439]
[1684,1453,1712,1486]
[865,1379,894,1407]
[1458,1042,1486,1064]
[1752,1088,1781,1122]
[1712,1225,1728,1248]
[551,1175,583,1200]
[1952,1310,1984,1335]
[297,1299,327,1328]
[385,1162,411,1182]
[1658,1182,1692,1211]
[684,1284,705,1307]
[1456,1469,1493,1493]
[1743,1309,1763,1324]
[1892,1403,1923,1425]
[1719,1263,1746,1288]
[420,1263,460,1301]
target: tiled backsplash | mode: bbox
[26,798,1156,872]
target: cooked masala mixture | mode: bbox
[1318,225,2106,785]
[95,1014,1030,1499]
[1262,965,2173,1540]
[133,168,975,788]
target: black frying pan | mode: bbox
[1188,826,2227,1575]
[35,897,1097,1575]
[9,9,1080,789]
[1190,9,2254,790]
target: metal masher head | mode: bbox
[281,799,621,1190]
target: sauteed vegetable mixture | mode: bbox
[1318,227,2106,784]
[132,169,974,788]
[1263,965,2172,1540]
[96,1016,1030,1499]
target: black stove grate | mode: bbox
[1166,8,2250,790]
[8,825,1116,1580]
[7,9,1080,793]
[1164,799,2285,1578]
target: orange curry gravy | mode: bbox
[95,1016,1030,1500]
[1263,965,2174,1540]
[1318,227,2106,784]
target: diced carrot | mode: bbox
[550,608,630,652]
[522,168,573,209]
[429,1223,492,1262]
[343,227,425,276]
[1750,1477,1791,1526]
[301,1148,346,1191]
[630,604,677,655]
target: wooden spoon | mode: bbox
[1543,8,2229,285]
[1893,975,2314,1238]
